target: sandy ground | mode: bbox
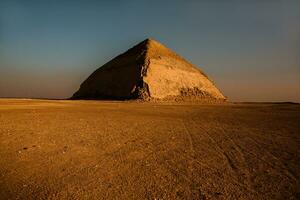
[0,99,299,200]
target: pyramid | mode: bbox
[71,38,226,101]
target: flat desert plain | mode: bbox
[0,99,299,200]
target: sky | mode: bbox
[0,0,299,102]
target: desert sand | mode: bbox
[0,99,299,199]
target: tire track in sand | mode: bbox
[188,116,258,195]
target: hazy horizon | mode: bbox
[1,0,299,102]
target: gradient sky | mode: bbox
[0,0,299,102]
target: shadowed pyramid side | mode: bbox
[71,39,150,100]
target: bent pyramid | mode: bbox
[72,38,226,101]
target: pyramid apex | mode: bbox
[143,38,159,44]
[145,37,155,41]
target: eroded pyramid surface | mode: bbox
[72,38,226,101]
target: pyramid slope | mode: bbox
[72,38,226,101]
[72,40,148,99]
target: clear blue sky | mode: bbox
[0,0,299,101]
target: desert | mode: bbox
[1,1,300,199]
[0,99,299,199]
